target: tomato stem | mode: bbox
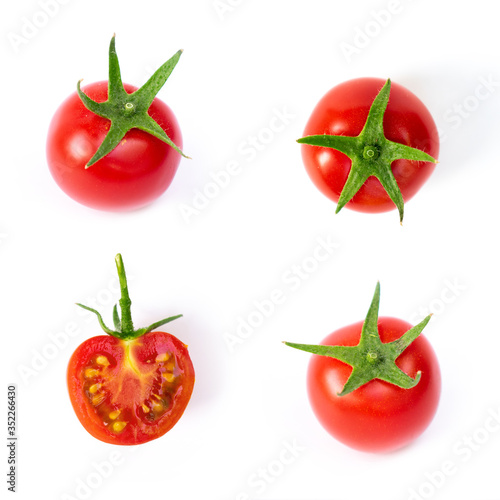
[115,253,135,336]
[76,254,182,341]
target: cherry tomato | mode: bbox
[300,77,439,219]
[67,254,195,445]
[67,330,194,445]
[47,81,182,212]
[285,283,441,453]
[307,317,441,453]
[46,35,186,211]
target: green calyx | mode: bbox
[76,254,182,341]
[297,79,437,224]
[77,34,189,168]
[284,282,431,396]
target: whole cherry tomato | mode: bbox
[299,78,440,223]
[285,283,441,453]
[47,35,187,211]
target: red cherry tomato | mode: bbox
[301,77,439,214]
[67,330,194,445]
[307,317,441,453]
[47,81,182,211]
[66,254,195,445]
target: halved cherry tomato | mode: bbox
[67,254,194,445]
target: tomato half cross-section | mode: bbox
[67,254,195,445]
[284,283,441,453]
[47,35,188,211]
[299,78,440,223]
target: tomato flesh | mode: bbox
[67,331,194,445]
[47,81,183,211]
[307,317,441,453]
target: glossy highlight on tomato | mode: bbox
[300,77,440,218]
[67,330,194,445]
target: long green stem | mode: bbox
[76,254,182,341]
[115,253,134,335]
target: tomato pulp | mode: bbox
[67,331,194,445]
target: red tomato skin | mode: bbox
[47,81,182,211]
[307,317,441,453]
[301,78,440,213]
[67,331,194,445]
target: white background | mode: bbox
[2,1,500,499]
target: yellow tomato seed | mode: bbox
[108,410,120,420]
[89,383,101,394]
[91,393,105,406]
[162,372,175,383]
[84,368,99,378]
[155,352,169,363]
[96,355,110,367]
[112,421,127,432]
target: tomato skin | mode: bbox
[67,331,194,445]
[307,317,441,453]
[47,81,182,211]
[301,78,439,213]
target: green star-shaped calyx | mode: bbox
[77,34,188,168]
[284,282,431,396]
[297,79,437,223]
